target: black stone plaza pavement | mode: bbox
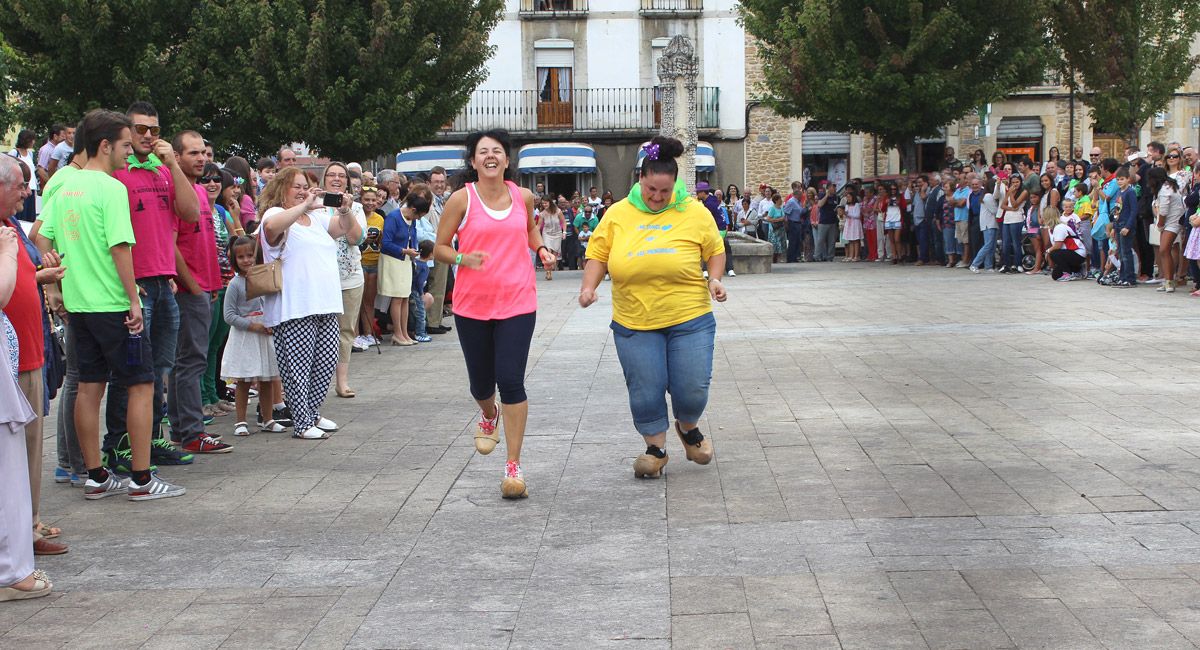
[7,262,1200,649]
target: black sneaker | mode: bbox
[105,447,157,476]
[271,405,293,428]
[151,437,194,465]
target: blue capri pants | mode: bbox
[610,312,716,436]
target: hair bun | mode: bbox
[648,136,685,161]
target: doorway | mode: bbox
[537,67,573,129]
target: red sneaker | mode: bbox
[181,435,233,454]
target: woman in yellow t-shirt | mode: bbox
[579,136,727,478]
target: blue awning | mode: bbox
[395,146,467,174]
[517,143,596,174]
[635,141,716,172]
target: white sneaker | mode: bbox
[315,416,339,432]
[969,265,980,274]
[955,261,967,268]
[728,270,736,277]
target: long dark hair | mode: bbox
[462,129,515,182]
[1146,166,1178,195]
[223,156,256,200]
[638,136,685,180]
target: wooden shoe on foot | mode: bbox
[475,400,501,454]
[633,452,668,478]
[675,422,714,465]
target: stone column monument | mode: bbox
[656,35,699,191]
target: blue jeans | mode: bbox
[409,288,427,337]
[971,228,997,269]
[914,220,931,262]
[1002,222,1024,269]
[103,276,179,449]
[610,312,715,436]
[785,221,804,262]
[1117,228,1136,283]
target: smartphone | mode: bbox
[323,192,344,208]
[998,170,1010,180]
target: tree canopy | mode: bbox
[0,0,502,160]
[1050,0,1200,144]
[739,0,1049,168]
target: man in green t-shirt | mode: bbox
[35,109,185,503]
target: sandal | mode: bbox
[0,570,52,601]
[33,522,61,540]
[233,422,250,437]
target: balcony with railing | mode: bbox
[640,0,702,16]
[519,0,588,19]
[438,87,721,136]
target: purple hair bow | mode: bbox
[642,143,661,161]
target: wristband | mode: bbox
[455,253,463,265]
[537,245,549,256]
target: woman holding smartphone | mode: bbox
[257,167,362,439]
[380,185,430,346]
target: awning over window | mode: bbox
[395,146,467,174]
[801,131,850,155]
[634,141,716,172]
[997,117,1044,139]
[517,143,596,174]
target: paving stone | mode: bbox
[670,612,754,649]
[27,264,1200,648]
[669,576,746,615]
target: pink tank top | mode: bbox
[453,181,538,320]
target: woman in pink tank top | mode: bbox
[433,130,557,500]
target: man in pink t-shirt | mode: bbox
[104,101,201,467]
[167,130,230,454]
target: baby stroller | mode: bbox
[1020,231,1037,272]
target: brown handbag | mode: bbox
[244,259,282,299]
[246,230,284,299]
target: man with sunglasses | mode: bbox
[104,101,201,471]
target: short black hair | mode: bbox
[1101,157,1120,174]
[126,101,158,118]
[418,239,434,257]
[1148,141,1166,155]
[256,157,276,171]
[49,123,67,138]
[80,109,132,157]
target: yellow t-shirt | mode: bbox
[360,211,385,267]
[586,198,724,330]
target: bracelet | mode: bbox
[537,245,549,256]
[455,253,463,265]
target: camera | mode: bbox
[323,192,344,208]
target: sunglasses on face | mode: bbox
[200,175,221,184]
[133,124,161,137]
[1167,154,1180,159]
[1089,154,1101,158]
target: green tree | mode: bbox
[0,0,502,160]
[739,0,1049,171]
[1049,1,1200,145]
